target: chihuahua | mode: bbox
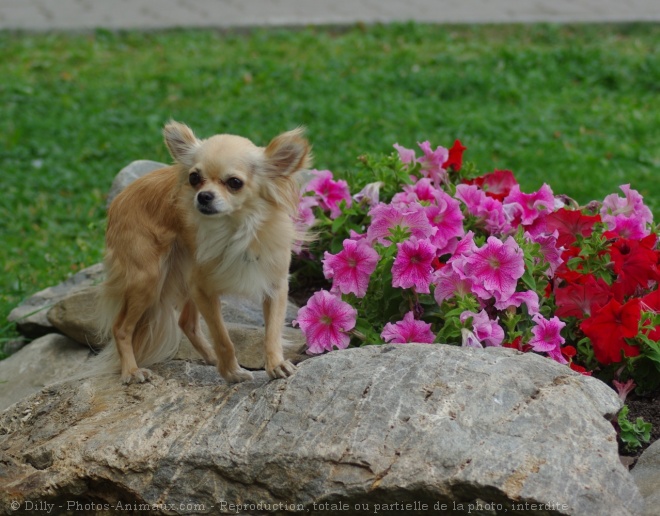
[97,121,311,384]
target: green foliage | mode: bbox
[1,23,660,344]
[617,405,652,452]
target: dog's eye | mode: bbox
[226,177,244,191]
[189,171,202,187]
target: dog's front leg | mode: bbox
[263,281,298,379]
[192,287,253,384]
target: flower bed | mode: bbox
[291,140,660,404]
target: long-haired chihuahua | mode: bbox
[96,121,311,384]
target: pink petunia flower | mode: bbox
[392,178,441,206]
[494,290,540,314]
[367,203,436,247]
[463,236,525,302]
[433,266,473,304]
[602,213,648,240]
[391,237,436,293]
[424,191,465,250]
[503,183,554,227]
[528,314,567,364]
[323,238,379,297]
[381,311,435,344]
[601,184,653,237]
[295,290,357,354]
[455,184,511,235]
[525,231,563,277]
[460,310,504,347]
[417,141,449,185]
[393,143,417,164]
[304,169,352,219]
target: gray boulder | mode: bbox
[631,440,660,516]
[0,334,91,412]
[106,159,165,207]
[7,263,104,339]
[0,345,642,515]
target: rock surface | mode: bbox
[0,334,91,412]
[7,263,104,338]
[631,440,660,516]
[106,159,165,207]
[0,345,642,515]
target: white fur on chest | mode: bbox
[194,213,282,300]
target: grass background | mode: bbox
[1,23,659,349]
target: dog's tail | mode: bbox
[76,286,182,380]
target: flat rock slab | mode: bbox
[8,263,105,339]
[0,345,641,515]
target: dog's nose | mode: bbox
[197,191,215,205]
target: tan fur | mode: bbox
[97,121,312,384]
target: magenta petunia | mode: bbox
[424,191,465,249]
[455,184,510,235]
[601,184,653,236]
[367,202,436,247]
[295,290,357,354]
[463,236,525,301]
[494,289,540,314]
[528,314,567,364]
[391,237,436,293]
[433,266,473,304]
[525,231,563,277]
[417,141,449,185]
[503,183,554,227]
[304,169,352,219]
[381,311,435,344]
[323,238,379,297]
[392,178,441,205]
[460,310,504,347]
[393,143,417,164]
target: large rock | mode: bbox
[631,440,660,516]
[106,159,165,207]
[0,334,91,412]
[0,345,642,515]
[7,263,104,338]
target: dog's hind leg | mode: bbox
[263,282,297,379]
[179,299,217,365]
[112,288,157,384]
[191,287,253,384]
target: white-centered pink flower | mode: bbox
[367,203,435,247]
[460,310,504,347]
[463,236,525,301]
[528,314,567,364]
[381,311,435,344]
[323,238,379,298]
[304,169,352,219]
[391,237,436,293]
[295,290,357,354]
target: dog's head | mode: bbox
[164,120,311,218]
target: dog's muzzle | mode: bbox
[196,191,218,215]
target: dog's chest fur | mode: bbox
[192,209,289,300]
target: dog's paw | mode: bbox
[121,368,153,385]
[267,360,297,380]
[220,366,254,384]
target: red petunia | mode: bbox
[545,208,602,249]
[554,274,611,318]
[580,298,642,365]
[610,235,660,297]
[463,170,518,202]
[443,139,467,172]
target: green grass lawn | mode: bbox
[1,23,659,349]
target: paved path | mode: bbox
[1,0,659,31]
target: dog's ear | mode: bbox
[264,127,312,178]
[163,121,201,167]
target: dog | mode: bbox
[97,121,311,384]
